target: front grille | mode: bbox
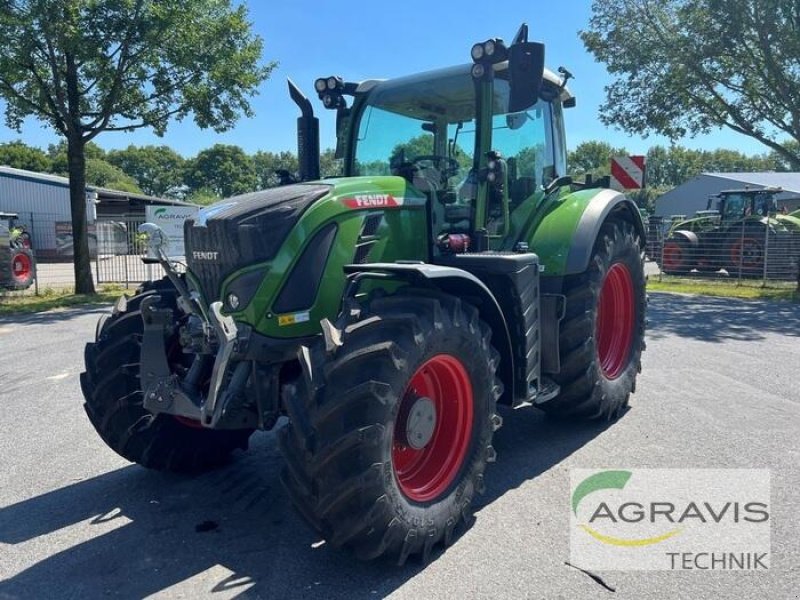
[184,183,330,301]
[184,224,231,302]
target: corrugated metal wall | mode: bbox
[0,173,71,253]
[655,174,800,217]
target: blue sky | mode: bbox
[0,0,769,158]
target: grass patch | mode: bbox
[648,277,799,302]
[0,287,126,315]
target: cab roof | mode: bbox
[354,62,573,117]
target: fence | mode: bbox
[1,212,164,296]
[647,215,800,288]
[5,209,799,297]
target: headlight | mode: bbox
[471,43,484,61]
[226,293,240,311]
[314,78,327,93]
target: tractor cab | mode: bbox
[294,26,575,254]
[710,188,780,222]
[345,65,570,247]
[0,212,32,249]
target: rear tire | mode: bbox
[278,291,503,564]
[659,235,694,274]
[80,278,253,473]
[8,249,34,290]
[541,220,646,420]
[724,227,766,278]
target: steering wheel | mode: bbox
[410,155,461,179]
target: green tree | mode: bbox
[645,145,702,188]
[0,140,51,171]
[84,158,142,193]
[186,187,221,206]
[186,144,258,197]
[769,141,800,172]
[320,148,343,178]
[106,145,185,197]
[582,0,800,170]
[252,150,298,188]
[48,140,106,174]
[0,1,271,293]
[568,140,629,180]
[390,134,434,166]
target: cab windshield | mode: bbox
[352,66,557,206]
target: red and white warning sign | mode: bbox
[610,156,646,191]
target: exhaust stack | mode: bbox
[288,79,320,182]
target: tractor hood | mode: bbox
[184,183,332,301]
[183,176,426,305]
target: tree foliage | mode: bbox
[0,140,51,171]
[0,0,271,293]
[252,150,298,188]
[185,143,258,198]
[568,140,630,180]
[582,0,800,168]
[106,145,185,197]
[83,158,141,192]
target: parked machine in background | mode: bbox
[0,212,34,291]
[657,188,800,278]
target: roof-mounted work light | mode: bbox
[314,76,347,110]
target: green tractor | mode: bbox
[81,26,646,564]
[658,188,800,278]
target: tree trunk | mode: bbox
[67,135,95,295]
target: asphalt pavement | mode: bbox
[0,293,798,599]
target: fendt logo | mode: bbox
[192,250,219,261]
[342,194,400,209]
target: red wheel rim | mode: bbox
[730,238,761,268]
[662,242,682,271]
[392,354,474,503]
[11,252,32,281]
[596,263,635,380]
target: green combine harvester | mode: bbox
[81,25,647,564]
[658,188,800,278]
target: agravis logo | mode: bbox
[572,470,682,547]
[570,469,771,571]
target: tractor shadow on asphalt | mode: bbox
[646,292,800,342]
[0,305,109,326]
[0,408,610,598]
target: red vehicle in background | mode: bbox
[0,212,34,291]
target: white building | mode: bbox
[0,166,193,259]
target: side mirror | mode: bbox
[508,40,545,113]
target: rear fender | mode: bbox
[527,188,645,277]
[671,230,700,246]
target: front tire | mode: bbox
[542,220,646,420]
[80,279,253,473]
[279,291,503,564]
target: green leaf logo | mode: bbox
[572,470,682,547]
[572,470,632,515]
